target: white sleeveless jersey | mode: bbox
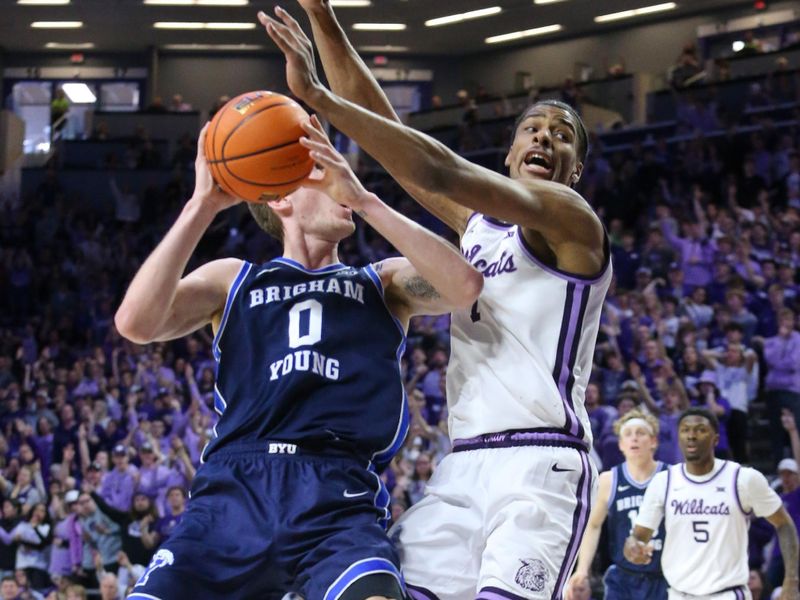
[662,462,749,595]
[447,214,612,444]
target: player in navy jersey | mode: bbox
[115,117,483,600]
[565,409,668,600]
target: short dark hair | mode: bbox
[511,99,589,163]
[678,407,719,433]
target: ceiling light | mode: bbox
[18,0,70,5]
[154,21,205,29]
[594,2,677,23]
[154,21,254,29]
[533,0,567,3]
[163,43,264,50]
[352,23,406,31]
[205,22,256,29]
[425,7,501,28]
[144,0,249,5]
[45,42,95,49]
[732,40,745,52]
[330,0,371,6]
[485,24,561,44]
[31,21,83,28]
[359,45,409,52]
[62,83,96,103]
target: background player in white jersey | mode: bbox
[262,4,611,598]
[625,408,800,600]
[566,409,668,600]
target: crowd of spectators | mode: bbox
[2,23,800,600]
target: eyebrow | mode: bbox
[521,112,577,135]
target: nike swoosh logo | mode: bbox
[256,267,281,277]
[343,490,369,498]
[618,485,631,492]
[551,464,574,472]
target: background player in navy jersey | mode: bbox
[114,116,483,600]
[626,408,800,600]
[565,409,668,600]
[262,5,609,599]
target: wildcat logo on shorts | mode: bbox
[515,558,549,593]
[135,549,175,587]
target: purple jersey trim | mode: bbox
[551,282,589,438]
[608,466,619,511]
[452,429,588,453]
[680,461,729,486]
[515,227,611,284]
[481,215,514,229]
[733,466,753,516]
[552,450,593,598]
[476,586,529,600]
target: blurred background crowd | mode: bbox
[0,23,799,600]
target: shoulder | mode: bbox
[736,465,772,490]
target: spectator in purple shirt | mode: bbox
[154,486,186,544]
[660,216,714,288]
[757,308,800,463]
[99,445,137,513]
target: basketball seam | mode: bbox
[218,158,312,188]
[220,101,294,163]
[208,138,302,164]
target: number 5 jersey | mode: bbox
[202,257,408,469]
[636,459,782,596]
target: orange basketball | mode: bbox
[204,91,314,202]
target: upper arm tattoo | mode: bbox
[402,275,441,300]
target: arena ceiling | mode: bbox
[2,0,757,55]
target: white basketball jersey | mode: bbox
[661,461,748,595]
[447,214,612,443]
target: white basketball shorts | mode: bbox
[390,430,597,600]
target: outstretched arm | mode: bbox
[115,125,242,344]
[298,116,482,327]
[287,3,473,234]
[766,507,800,599]
[261,8,605,276]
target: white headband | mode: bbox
[620,417,655,436]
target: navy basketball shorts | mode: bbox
[604,565,668,600]
[128,442,405,600]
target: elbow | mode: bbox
[114,307,155,345]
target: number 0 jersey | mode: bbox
[448,214,612,444]
[607,462,667,575]
[202,258,408,467]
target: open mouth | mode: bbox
[522,150,554,177]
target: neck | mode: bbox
[685,455,716,476]
[282,233,340,270]
[625,457,658,483]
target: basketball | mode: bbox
[204,90,314,202]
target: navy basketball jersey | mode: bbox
[202,257,409,468]
[607,462,667,574]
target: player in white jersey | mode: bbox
[261,3,610,598]
[625,408,800,600]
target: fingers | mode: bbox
[275,5,305,35]
[196,122,210,160]
[300,117,331,144]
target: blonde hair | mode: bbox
[248,202,283,242]
[613,408,660,437]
